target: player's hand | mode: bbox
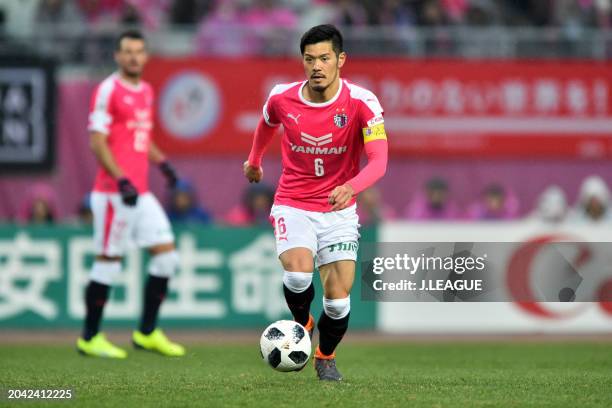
[159,161,178,188]
[243,161,263,183]
[328,183,354,211]
[117,177,138,206]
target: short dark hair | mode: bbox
[115,29,145,51]
[300,24,343,56]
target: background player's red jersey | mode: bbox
[88,73,154,193]
[264,79,384,212]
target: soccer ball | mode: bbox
[260,320,311,372]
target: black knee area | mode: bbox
[283,283,314,326]
[317,311,350,356]
[85,281,110,306]
[145,275,169,302]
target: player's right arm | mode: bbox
[244,118,277,183]
[244,87,281,183]
[89,131,138,206]
[88,81,138,205]
[89,131,124,179]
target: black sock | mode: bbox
[82,281,110,341]
[283,283,315,326]
[139,276,169,335]
[317,311,350,356]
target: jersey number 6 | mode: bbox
[314,158,324,177]
[134,130,148,152]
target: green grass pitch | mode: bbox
[1,342,611,407]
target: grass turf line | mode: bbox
[0,343,611,407]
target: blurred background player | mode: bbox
[244,24,388,381]
[77,29,185,359]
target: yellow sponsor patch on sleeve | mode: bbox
[362,123,387,143]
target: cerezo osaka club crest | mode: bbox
[333,112,348,128]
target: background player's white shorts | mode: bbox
[270,204,361,268]
[91,192,174,257]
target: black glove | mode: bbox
[117,177,138,206]
[159,161,178,187]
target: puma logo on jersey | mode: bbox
[287,113,301,124]
[289,142,347,155]
[301,132,332,146]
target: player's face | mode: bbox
[302,41,346,93]
[115,38,148,78]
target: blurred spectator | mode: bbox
[357,187,397,226]
[442,0,469,23]
[405,177,460,220]
[36,0,85,29]
[466,183,519,220]
[121,3,142,25]
[77,0,124,26]
[464,0,499,26]
[19,184,58,224]
[224,183,275,226]
[77,193,94,225]
[170,0,212,25]
[196,0,253,56]
[417,0,456,54]
[377,0,417,26]
[197,0,297,56]
[243,0,298,54]
[549,0,612,42]
[243,0,298,27]
[123,0,173,30]
[594,0,612,29]
[66,193,94,225]
[568,175,612,223]
[529,185,568,223]
[332,0,368,27]
[418,0,449,25]
[167,180,212,224]
[509,0,552,26]
[36,0,86,60]
[295,0,338,31]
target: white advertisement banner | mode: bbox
[377,221,612,333]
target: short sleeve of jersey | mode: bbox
[357,91,384,129]
[88,80,115,135]
[262,85,282,127]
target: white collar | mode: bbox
[298,78,343,107]
[114,72,143,92]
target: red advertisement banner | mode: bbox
[145,58,612,158]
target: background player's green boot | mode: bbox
[77,333,127,359]
[132,329,185,357]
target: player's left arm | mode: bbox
[328,136,388,211]
[149,141,179,187]
[328,94,388,211]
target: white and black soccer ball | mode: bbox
[260,320,311,372]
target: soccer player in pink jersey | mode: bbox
[77,30,185,359]
[244,24,388,381]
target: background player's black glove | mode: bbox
[159,161,178,188]
[117,177,138,206]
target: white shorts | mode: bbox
[270,204,361,268]
[91,192,174,257]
